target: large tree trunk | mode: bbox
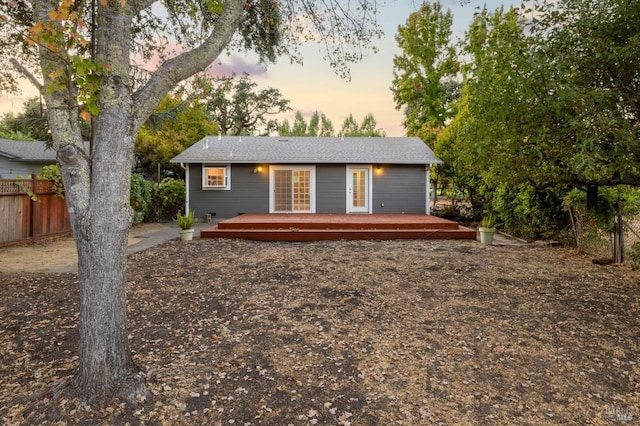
[74,122,142,405]
[73,5,145,406]
[36,0,145,405]
[29,0,245,407]
[74,90,140,406]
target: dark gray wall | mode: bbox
[316,165,346,213]
[188,163,427,218]
[188,163,269,218]
[372,165,426,214]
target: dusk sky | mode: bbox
[0,1,517,137]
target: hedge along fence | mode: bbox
[0,178,71,247]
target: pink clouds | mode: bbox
[205,55,269,78]
[132,39,268,79]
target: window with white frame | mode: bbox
[202,165,230,190]
[269,165,316,213]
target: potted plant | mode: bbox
[175,209,196,241]
[478,214,497,245]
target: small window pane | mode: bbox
[203,166,229,189]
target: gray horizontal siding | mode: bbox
[316,165,346,213]
[187,163,427,217]
[0,157,49,179]
[188,163,268,218]
[372,165,426,214]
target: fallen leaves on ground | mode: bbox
[1,238,639,425]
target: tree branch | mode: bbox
[128,0,155,15]
[131,0,245,131]
[9,58,44,94]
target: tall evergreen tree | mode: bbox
[279,110,334,136]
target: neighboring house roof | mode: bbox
[171,136,442,165]
[0,138,56,163]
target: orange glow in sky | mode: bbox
[0,1,513,137]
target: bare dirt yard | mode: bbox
[1,236,639,425]
[0,223,170,273]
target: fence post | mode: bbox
[30,175,36,239]
[613,200,624,264]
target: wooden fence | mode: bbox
[0,178,71,247]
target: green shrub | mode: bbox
[38,164,65,198]
[147,177,186,221]
[491,183,568,240]
[627,242,640,270]
[130,173,151,223]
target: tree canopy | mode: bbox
[389,0,640,239]
[135,92,219,179]
[396,0,640,239]
[390,1,458,141]
[0,97,50,141]
[278,111,385,137]
[196,73,290,136]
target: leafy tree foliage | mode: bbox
[535,0,640,188]
[391,1,458,141]
[434,0,640,240]
[339,113,385,137]
[196,73,291,135]
[0,0,383,406]
[135,93,218,179]
[38,163,64,197]
[0,97,50,141]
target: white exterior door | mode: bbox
[347,166,372,213]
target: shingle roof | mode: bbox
[0,139,56,162]
[171,136,442,165]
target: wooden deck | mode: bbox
[200,214,477,242]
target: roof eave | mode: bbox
[0,151,19,160]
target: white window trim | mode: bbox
[269,165,316,213]
[202,164,231,190]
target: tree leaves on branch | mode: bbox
[195,72,290,136]
[425,0,640,239]
[390,2,458,140]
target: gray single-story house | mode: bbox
[0,139,56,179]
[170,136,442,218]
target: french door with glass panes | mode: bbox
[269,166,316,213]
[347,166,372,213]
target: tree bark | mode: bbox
[70,3,144,406]
[25,0,244,407]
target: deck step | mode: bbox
[200,214,477,242]
[217,221,461,230]
[201,226,477,241]
[216,213,461,231]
